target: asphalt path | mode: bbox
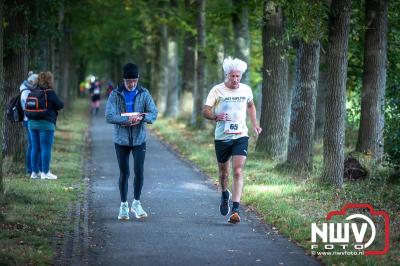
[86,108,320,266]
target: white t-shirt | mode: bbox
[205,82,253,140]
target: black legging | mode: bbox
[114,143,146,202]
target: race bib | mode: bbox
[224,121,242,134]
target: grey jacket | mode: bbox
[20,80,35,121]
[105,84,158,146]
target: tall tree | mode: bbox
[182,0,196,95]
[61,13,72,108]
[322,0,352,187]
[256,1,290,161]
[150,37,161,103]
[192,0,206,128]
[0,0,4,194]
[285,1,326,172]
[157,1,169,115]
[51,6,64,95]
[232,0,250,84]
[314,50,328,141]
[286,41,320,172]
[31,0,51,71]
[3,0,29,162]
[165,0,180,117]
[356,0,388,162]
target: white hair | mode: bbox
[222,56,247,75]
[27,74,38,84]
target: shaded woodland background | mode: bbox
[1,0,399,192]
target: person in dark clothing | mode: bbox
[28,71,64,180]
[105,63,158,220]
[90,81,101,115]
[20,72,41,176]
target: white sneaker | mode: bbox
[41,172,58,180]
[131,200,148,219]
[30,172,41,179]
[118,202,130,220]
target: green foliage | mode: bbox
[3,2,28,57]
[384,85,400,169]
[283,0,329,43]
[385,0,400,169]
[345,0,365,128]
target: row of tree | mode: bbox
[1,0,399,192]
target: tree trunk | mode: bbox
[232,0,250,84]
[0,0,4,193]
[32,0,50,71]
[157,17,169,115]
[182,0,196,94]
[150,38,161,103]
[111,56,121,86]
[62,23,71,108]
[142,35,153,90]
[165,0,180,117]
[322,0,352,187]
[51,7,64,95]
[356,0,388,162]
[256,1,290,161]
[287,41,320,172]
[3,0,29,162]
[314,48,327,141]
[164,33,179,117]
[192,0,206,128]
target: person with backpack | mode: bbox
[26,71,64,180]
[19,72,41,177]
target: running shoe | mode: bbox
[219,189,231,216]
[228,211,241,224]
[118,202,130,220]
[131,200,148,219]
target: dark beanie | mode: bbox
[123,63,139,79]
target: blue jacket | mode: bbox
[105,84,158,146]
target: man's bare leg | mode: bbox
[218,160,230,216]
[229,155,246,224]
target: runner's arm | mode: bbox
[247,100,262,135]
[203,105,216,121]
[105,92,130,125]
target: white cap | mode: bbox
[222,56,247,75]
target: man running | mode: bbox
[203,57,262,224]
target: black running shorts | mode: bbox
[214,137,249,163]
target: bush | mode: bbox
[384,85,400,169]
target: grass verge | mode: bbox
[152,117,400,266]
[0,98,89,265]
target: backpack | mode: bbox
[25,89,50,120]
[6,89,28,123]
